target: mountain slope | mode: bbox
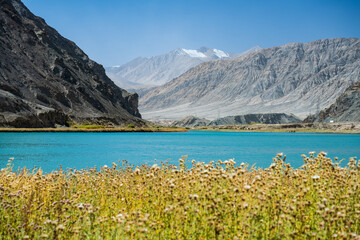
[0,0,143,127]
[140,38,360,120]
[304,82,360,123]
[105,46,261,90]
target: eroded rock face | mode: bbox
[0,0,143,127]
[140,38,360,120]
[304,82,360,123]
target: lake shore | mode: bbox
[191,122,360,134]
[0,127,188,133]
[1,123,360,134]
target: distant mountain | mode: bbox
[105,46,261,90]
[140,38,360,120]
[169,116,211,127]
[167,113,300,127]
[208,113,301,126]
[304,82,360,123]
[0,0,143,127]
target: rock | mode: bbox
[0,0,144,127]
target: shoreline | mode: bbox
[190,122,360,134]
[0,127,188,133]
[1,123,360,134]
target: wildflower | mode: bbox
[244,185,251,190]
[311,175,320,180]
[56,224,65,231]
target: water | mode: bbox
[0,131,359,172]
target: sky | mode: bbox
[22,0,360,67]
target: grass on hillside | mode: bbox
[0,153,359,239]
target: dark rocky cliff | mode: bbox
[0,0,143,127]
[304,82,360,123]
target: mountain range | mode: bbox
[105,46,261,91]
[0,0,143,127]
[140,38,360,120]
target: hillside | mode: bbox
[0,0,143,127]
[304,82,360,123]
[140,38,360,120]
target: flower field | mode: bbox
[0,152,359,239]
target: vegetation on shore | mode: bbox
[193,123,360,134]
[0,126,187,133]
[1,153,359,239]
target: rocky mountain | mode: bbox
[208,113,301,126]
[304,82,360,123]
[140,38,360,120]
[105,46,261,90]
[0,0,144,127]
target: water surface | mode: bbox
[0,131,359,172]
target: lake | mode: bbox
[0,131,359,172]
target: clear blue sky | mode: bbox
[23,0,360,66]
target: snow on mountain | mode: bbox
[213,49,229,58]
[181,49,207,58]
[105,46,261,92]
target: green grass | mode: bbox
[0,153,359,239]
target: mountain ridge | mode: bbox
[0,0,143,127]
[140,38,360,120]
[105,46,261,90]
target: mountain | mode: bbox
[304,82,360,123]
[140,38,360,120]
[208,113,301,126]
[105,46,261,90]
[0,0,143,127]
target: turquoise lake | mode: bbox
[0,131,359,172]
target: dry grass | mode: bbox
[0,153,359,239]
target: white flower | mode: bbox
[311,175,320,180]
[244,185,251,190]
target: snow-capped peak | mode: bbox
[181,48,207,58]
[213,49,229,58]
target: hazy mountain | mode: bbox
[304,82,360,123]
[105,46,261,90]
[0,0,144,127]
[140,38,360,120]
